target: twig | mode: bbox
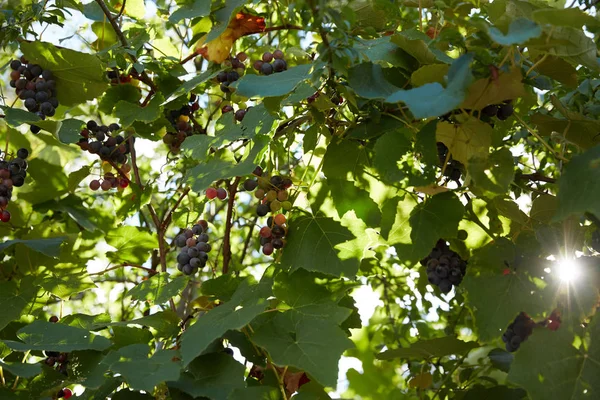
[431,353,467,400]
[222,176,241,274]
[239,216,258,266]
[129,136,143,189]
[161,187,191,230]
[519,173,556,184]
[116,0,127,19]
[89,263,158,276]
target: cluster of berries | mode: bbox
[44,316,70,377]
[174,220,212,275]
[502,312,536,352]
[437,142,464,182]
[253,50,287,75]
[9,56,59,134]
[221,104,250,122]
[205,186,228,201]
[218,52,247,93]
[0,148,29,223]
[242,167,293,216]
[420,239,467,294]
[259,214,288,255]
[480,100,514,121]
[162,94,204,153]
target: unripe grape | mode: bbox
[206,187,218,199]
[266,190,277,202]
[274,214,286,226]
[277,190,289,201]
[270,200,281,212]
[255,188,265,199]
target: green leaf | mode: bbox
[235,64,313,98]
[0,360,41,378]
[322,139,369,181]
[205,0,247,42]
[534,55,578,88]
[376,336,479,360]
[68,166,92,192]
[488,18,542,45]
[488,348,513,373]
[528,26,600,71]
[532,8,600,29]
[373,129,412,184]
[436,118,493,166]
[168,353,246,399]
[409,192,464,261]
[128,273,187,305]
[555,144,600,219]
[228,387,281,400]
[530,194,558,223]
[348,63,403,99]
[110,310,180,338]
[20,41,107,107]
[386,54,474,119]
[280,211,361,277]
[99,85,142,114]
[381,195,419,257]
[169,0,211,23]
[0,106,40,127]
[467,149,515,197]
[60,313,111,331]
[105,344,181,392]
[105,226,157,265]
[115,93,165,127]
[164,69,219,104]
[508,316,600,400]
[0,237,66,257]
[0,281,39,331]
[390,32,442,65]
[180,277,272,366]
[251,314,353,387]
[411,64,450,86]
[201,275,244,302]
[5,321,112,352]
[530,113,600,150]
[460,385,527,400]
[38,272,97,300]
[462,272,550,341]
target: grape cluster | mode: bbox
[259,214,288,255]
[437,142,463,182]
[253,50,287,76]
[502,312,536,352]
[0,147,30,223]
[9,57,59,134]
[420,239,467,294]
[242,167,293,216]
[218,52,247,93]
[480,101,514,121]
[174,220,212,275]
[77,121,132,191]
[162,94,204,153]
[43,316,69,376]
[205,186,228,201]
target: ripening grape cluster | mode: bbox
[163,94,204,153]
[242,167,293,216]
[480,100,514,121]
[8,57,59,134]
[43,316,70,376]
[0,147,30,223]
[218,52,247,93]
[253,50,287,75]
[420,239,467,294]
[437,142,463,182]
[502,312,536,352]
[259,214,288,255]
[77,121,132,191]
[174,220,212,275]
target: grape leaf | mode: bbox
[0,106,40,127]
[376,336,478,360]
[20,41,107,107]
[532,8,600,30]
[322,138,369,181]
[372,129,412,184]
[462,272,550,341]
[436,118,493,166]
[99,85,142,114]
[555,145,600,220]
[528,26,600,71]
[38,272,97,300]
[348,62,404,99]
[60,313,111,331]
[467,148,515,197]
[5,321,112,352]
[280,211,361,277]
[460,67,526,110]
[115,93,165,127]
[0,360,41,378]
[252,313,353,387]
[409,192,464,261]
[235,64,313,98]
[508,316,600,400]
[0,237,66,257]
[0,281,39,331]
[105,226,157,265]
[488,18,542,45]
[180,276,272,366]
[227,386,282,400]
[127,273,187,305]
[461,385,527,400]
[168,353,246,400]
[169,0,211,23]
[110,310,180,338]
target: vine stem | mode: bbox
[161,187,191,231]
[222,176,241,274]
[239,216,258,266]
[519,173,556,184]
[513,113,568,162]
[431,353,467,400]
[129,136,143,189]
[89,263,158,276]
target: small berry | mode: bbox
[260,63,274,75]
[235,109,247,122]
[273,49,284,59]
[274,214,286,226]
[262,242,274,255]
[262,52,274,63]
[216,187,227,200]
[236,52,248,62]
[260,226,272,238]
[253,60,264,71]
[49,315,59,323]
[206,187,218,199]
[0,210,10,222]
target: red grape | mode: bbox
[206,187,217,199]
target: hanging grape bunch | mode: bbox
[218,52,247,93]
[0,147,30,223]
[77,121,132,191]
[420,239,467,294]
[259,213,289,255]
[174,220,212,275]
[43,316,70,376]
[437,142,463,183]
[8,56,59,134]
[163,94,204,153]
[242,167,293,216]
[480,100,514,121]
[253,49,287,76]
[502,312,536,352]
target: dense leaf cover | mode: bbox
[1,0,600,399]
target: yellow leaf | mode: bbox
[409,372,433,389]
[414,185,449,195]
[460,67,526,110]
[436,118,492,166]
